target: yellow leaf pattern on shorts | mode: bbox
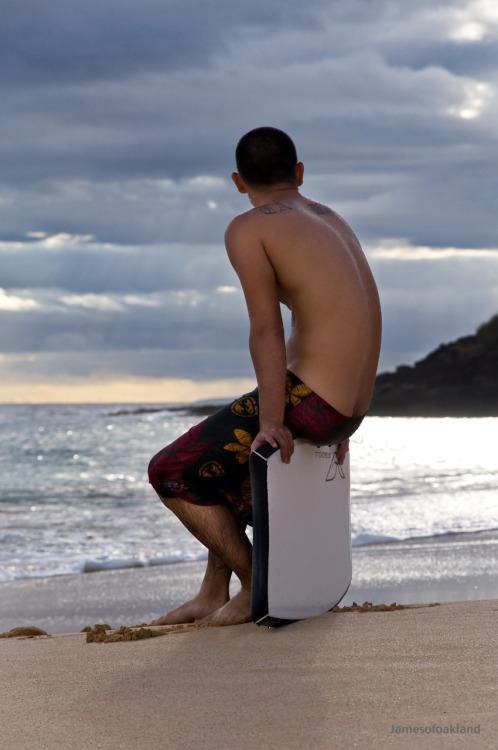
[198,460,225,479]
[230,396,258,417]
[286,379,312,406]
[223,428,252,464]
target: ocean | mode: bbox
[1,404,497,601]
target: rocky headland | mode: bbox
[369,313,498,417]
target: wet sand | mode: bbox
[2,599,496,749]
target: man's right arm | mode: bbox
[225,216,294,463]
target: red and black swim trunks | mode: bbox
[148,371,365,523]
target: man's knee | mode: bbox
[148,448,172,496]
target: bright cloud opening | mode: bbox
[0,288,39,311]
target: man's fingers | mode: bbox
[251,426,294,463]
[251,432,277,452]
[335,439,350,465]
[276,429,293,464]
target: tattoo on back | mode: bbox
[259,202,294,214]
[307,201,332,215]
[258,200,333,216]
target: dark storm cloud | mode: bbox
[2,47,497,245]
[0,177,238,245]
[0,349,253,382]
[0,241,235,294]
[0,0,328,190]
[1,0,496,198]
[0,287,250,354]
[385,40,498,77]
[0,0,324,86]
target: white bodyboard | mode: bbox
[250,440,351,627]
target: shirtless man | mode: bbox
[148,127,381,626]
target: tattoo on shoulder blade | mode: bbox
[307,201,332,215]
[259,202,294,215]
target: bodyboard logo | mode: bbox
[326,455,345,482]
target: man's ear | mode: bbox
[295,162,304,187]
[231,172,248,194]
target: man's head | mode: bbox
[234,127,300,190]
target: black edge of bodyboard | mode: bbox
[249,442,278,625]
[255,614,298,628]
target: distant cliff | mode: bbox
[370,313,498,416]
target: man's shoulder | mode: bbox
[225,195,340,245]
[225,200,299,234]
[225,207,262,242]
[304,199,334,216]
[226,207,256,227]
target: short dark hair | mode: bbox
[235,127,298,188]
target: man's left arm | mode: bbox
[225,217,294,463]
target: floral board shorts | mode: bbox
[148,370,365,525]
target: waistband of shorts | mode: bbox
[286,369,368,422]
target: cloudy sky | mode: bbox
[1,0,498,403]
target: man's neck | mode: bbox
[247,184,300,208]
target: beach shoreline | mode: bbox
[2,528,498,636]
[2,598,496,749]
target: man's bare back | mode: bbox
[226,190,381,419]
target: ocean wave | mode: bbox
[3,528,498,584]
[352,526,498,548]
[0,551,210,582]
[82,551,208,573]
[352,532,401,546]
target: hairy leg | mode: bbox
[151,496,252,626]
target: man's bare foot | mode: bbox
[199,588,252,626]
[151,593,229,626]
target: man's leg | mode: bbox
[151,496,253,625]
[151,549,231,625]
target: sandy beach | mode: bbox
[2,536,498,749]
[1,598,496,750]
